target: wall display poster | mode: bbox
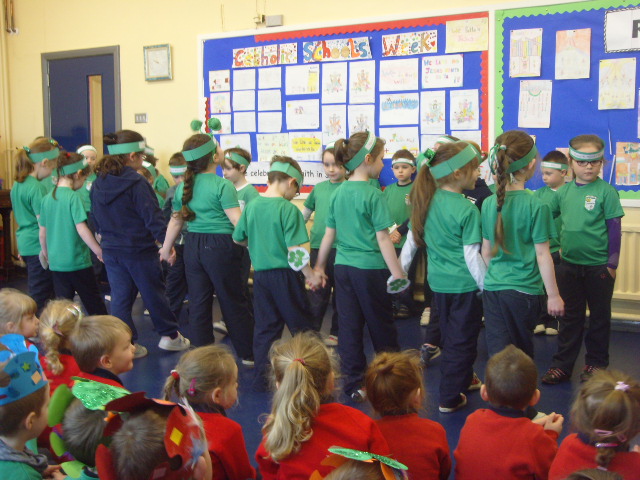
[322,62,348,104]
[518,80,552,128]
[509,28,543,77]
[450,89,479,130]
[378,126,420,159]
[555,29,591,79]
[598,57,636,110]
[379,58,419,92]
[420,90,446,134]
[615,141,640,185]
[446,17,489,53]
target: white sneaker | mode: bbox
[158,332,191,351]
[324,335,338,347]
[213,321,228,335]
[134,343,148,358]
[533,324,546,335]
[420,307,431,326]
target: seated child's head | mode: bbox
[564,469,623,480]
[482,345,539,410]
[365,350,424,415]
[317,447,408,480]
[268,156,304,200]
[40,299,82,375]
[541,150,568,189]
[570,369,640,471]
[62,398,108,467]
[222,147,251,184]
[0,338,50,443]
[169,152,187,185]
[324,459,395,480]
[264,331,337,461]
[70,315,135,376]
[163,345,238,410]
[391,150,416,184]
[0,288,38,338]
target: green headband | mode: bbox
[142,160,157,178]
[169,165,187,175]
[507,143,538,173]
[324,141,336,150]
[182,138,217,162]
[416,149,435,170]
[345,131,377,172]
[392,157,416,167]
[541,161,567,170]
[270,161,303,186]
[59,158,88,176]
[25,147,59,163]
[107,141,145,155]
[225,151,250,167]
[429,143,480,180]
[569,146,605,162]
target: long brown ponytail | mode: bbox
[179,134,215,222]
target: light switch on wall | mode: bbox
[135,113,148,123]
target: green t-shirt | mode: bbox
[550,178,624,266]
[482,190,556,295]
[369,178,382,190]
[233,196,309,271]
[155,191,165,209]
[10,176,47,256]
[173,173,238,234]
[76,172,96,213]
[327,180,394,269]
[424,189,482,293]
[533,186,562,253]
[39,187,91,272]
[383,181,413,248]
[0,460,42,480]
[304,180,343,249]
[41,174,56,194]
[154,173,170,196]
[236,183,260,211]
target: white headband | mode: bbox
[76,145,97,155]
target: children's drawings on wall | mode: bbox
[379,93,420,125]
[348,104,375,135]
[302,37,371,63]
[379,127,420,158]
[509,28,543,77]
[446,17,489,53]
[420,134,441,151]
[289,131,323,161]
[379,58,419,92]
[615,142,640,185]
[450,89,479,130]
[637,90,640,138]
[220,134,252,154]
[451,130,482,146]
[286,99,320,130]
[518,80,552,128]
[256,133,289,162]
[232,90,256,111]
[233,43,297,68]
[349,61,376,104]
[322,63,347,104]
[420,90,446,134]
[321,104,347,145]
[210,92,231,114]
[258,112,282,133]
[258,67,282,89]
[421,55,463,89]
[257,90,281,111]
[209,70,230,91]
[598,58,636,110]
[381,30,437,57]
[285,64,320,95]
[233,69,256,90]
[233,112,256,133]
[555,29,591,80]
[216,114,232,134]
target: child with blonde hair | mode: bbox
[549,370,640,479]
[38,299,82,394]
[365,351,451,479]
[0,288,39,339]
[163,345,256,480]
[256,332,389,479]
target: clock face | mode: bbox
[146,48,170,78]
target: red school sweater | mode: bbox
[198,411,256,480]
[255,402,389,480]
[549,433,640,480]
[454,407,559,480]
[376,413,451,480]
[40,352,81,395]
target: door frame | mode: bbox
[41,45,122,137]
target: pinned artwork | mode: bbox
[257,111,282,133]
[285,64,320,95]
[256,133,289,162]
[322,104,347,145]
[378,127,420,159]
[420,90,446,134]
[259,67,282,89]
[302,37,371,63]
[379,58,419,92]
[509,28,543,77]
[233,112,256,133]
[555,29,591,79]
[349,61,376,104]
[289,131,324,161]
[421,55,463,89]
[518,80,552,128]
[286,99,320,130]
[322,63,348,104]
[233,69,256,90]
[598,58,636,110]
[379,93,420,126]
[257,90,282,111]
[446,17,489,53]
[348,104,375,135]
[209,92,231,114]
[232,90,256,111]
[209,70,230,92]
[450,89,479,130]
[615,142,640,185]
[216,114,232,134]
[219,134,252,154]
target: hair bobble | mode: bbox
[595,442,619,448]
[170,369,180,380]
[188,378,197,396]
[614,381,630,392]
[499,145,507,151]
[23,146,31,153]
[293,358,306,365]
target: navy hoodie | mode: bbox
[91,166,166,254]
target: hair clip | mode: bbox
[52,322,64,337]
[170,370,180,380]
[188,378,197,396]
[294,358,306,365]
[595,442,619,448]
[67,304,82,319]
[614,381,630,392]
[594,429,614,438]
[23,146,31,153]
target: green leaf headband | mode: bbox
[59,158,88,176]
[225,151,250,167]
[541,161,567,170]
[24,146,59,163]
[328,447,407,471]
[107,141,146,155]
[429,143,481,180]
[345,131,377,172]
[169,165,187,175]
[270,161,303,186]
[182,138,217,162]
[488,142,538,174]
[569,146,605,162]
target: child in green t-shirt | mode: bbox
[144,148,171,199]
[533,150,568,336]
[314,131,407,401]
[482,130,564,363]
[233,156,322,391]
[138,163,165,208]
[408,141,486,413]
[39,152,107,316]
[542,135,624,386]
[303,145,346,342]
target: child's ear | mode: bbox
[324,371,335,394]
[98,353,112,369]
[529,388,541,407]
[24,410,38,431]
[4,321,16,333]
[480,384,490,402]
[210,387,223,405]
[240,165,247,174]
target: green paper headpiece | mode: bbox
[435,135,457,145]
[107,141,146,155]
[429,143,481,180]
[142,160,158,178]
[506,143,538,173]
[190,117,222,134]
[270,161,303,186]
[324,141,336,150]
[25,146,60,163]
[569,146,605,162]
[541,161,566,170]
[328,447,408,471]
[59,158,88,176]
[416,148,436,170]
[345,131,377,172]
[182,138,217,162]
[169,165,187,175]
[225,151,250,167]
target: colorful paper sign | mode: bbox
[379,127,420,159]
[615,142,640,185]
[379,93,420,126]
[289,132,323,161]
[233,43,297,68]
[302,37,371,63]
[422,55,463,89]
[446,17,489,53]
[555,29,591,80]
[381,30,437,57]
[256,133,289,162]
[598,58,636,110]
[450,89,479,131]
[518,80,552,128]
[509,28,543,77]
[379,58,419,92]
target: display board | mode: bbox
[200,12,489,190]
[496,0,640,195]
